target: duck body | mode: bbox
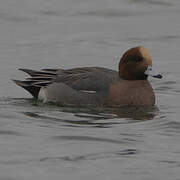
[13,46,161,107]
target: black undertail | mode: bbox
[12,69,56,98]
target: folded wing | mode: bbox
[13,67,118,98]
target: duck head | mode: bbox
[119,46,162,80]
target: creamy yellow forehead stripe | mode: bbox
[138,46,152,66]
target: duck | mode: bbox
[13,46,162,107]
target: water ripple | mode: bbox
[40,149,139,162]
[158,160,180,168]
[20,105,158,128]
[125,35,180,43]
[0,130,22,136]
[77,9,145,18]
[51,135,131,144]
[129,0,173,6]
[0,12,34,24]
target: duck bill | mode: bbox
[144,66,162,79]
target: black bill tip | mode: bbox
[153,74,163,79]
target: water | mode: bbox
[0,0,180,179]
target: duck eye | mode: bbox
[138,57,143,61]
[131,56,143,62]
[126,55,143,62]
[132,56,143,62]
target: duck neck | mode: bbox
[119,71,148,80]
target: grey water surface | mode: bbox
[0,0,180,179]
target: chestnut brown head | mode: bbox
[119,46,162,80]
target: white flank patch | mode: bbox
[80,90,96,93]
[38,87,48,103]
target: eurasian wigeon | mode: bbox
[13,46,162,107]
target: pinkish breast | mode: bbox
[108,80,155,107]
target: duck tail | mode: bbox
[12,79,40,99]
